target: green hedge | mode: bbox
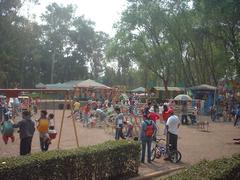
[0,140,141,180]
[166,154,240,180]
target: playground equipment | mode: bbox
[0,89,79,149]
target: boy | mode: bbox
[37,110,50,151]
[114,106,125,140]
[13,111,35,155]
[123,120,133,138]
[1,111,15,144]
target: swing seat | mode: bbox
[48,129,57,139]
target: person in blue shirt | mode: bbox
[234,104,240,127]
[140,113,157,163]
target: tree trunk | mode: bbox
[163,79,169,100]
[50,49,56,84]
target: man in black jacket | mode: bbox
[13,111,35,155]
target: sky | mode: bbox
[21,0,127,36]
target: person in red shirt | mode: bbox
[148,107,160,123]
[83,103,90,127]
[162,104,172,135]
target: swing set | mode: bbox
[0,88,79,149]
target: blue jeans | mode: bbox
[40,136,49,152]
[115,124,125,140]
[141,138,152,162]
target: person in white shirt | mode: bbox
[114,106,126,140]
[165,109,180,160]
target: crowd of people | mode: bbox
[70,97,182,163]
[1,94,239,161]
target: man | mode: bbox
[13,111,35,155]
[143,102,151,117]
[114,106,125,140]
[140,114,157,163]
[165,109,180,160]
[0,103,8,122]
[234,104,240,127]
[148,107,160,124]
[162,104,171,135]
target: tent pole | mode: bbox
[57,91,67,149]
[68,92,79,148]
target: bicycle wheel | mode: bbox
[169,150,182,163]
[151,148,156,161]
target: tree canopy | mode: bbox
[0,0,239,94]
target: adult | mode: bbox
[162,104,171,135]
[181,101,188,125]
[165,109,180,160]
[128,96,135,114]
[114,106,125,140]
[0,103,8,122]
[140,114,157,163]
[143,102,151,117]
[234,104,240,127]
[13,111,35,155]
[148,107,160,124]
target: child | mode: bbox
[88,114,96,128]
[47,113,57,141]
[48,113,55,130]
[37,110,50,151]
[13,111,35,155]
[189,107,198,124]
[1,111,15,144]
[83,104,90,127]
[114,106,126,140]
[123,120,133,138]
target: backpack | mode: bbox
[144,120,154,137]
[1,121,14,136]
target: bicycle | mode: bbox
[151,138,182,163]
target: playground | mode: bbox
[1,110,239,169]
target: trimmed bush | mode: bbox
[0,140,141,180]
[166,154,240,180]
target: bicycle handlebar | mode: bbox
[156,138,166,142]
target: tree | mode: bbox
[0,0,42,88]
[108,0,183,98]
[41,3,74,83]
[194,0,240,77]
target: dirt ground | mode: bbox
[0,110,112,157]
[0,110,240,168]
